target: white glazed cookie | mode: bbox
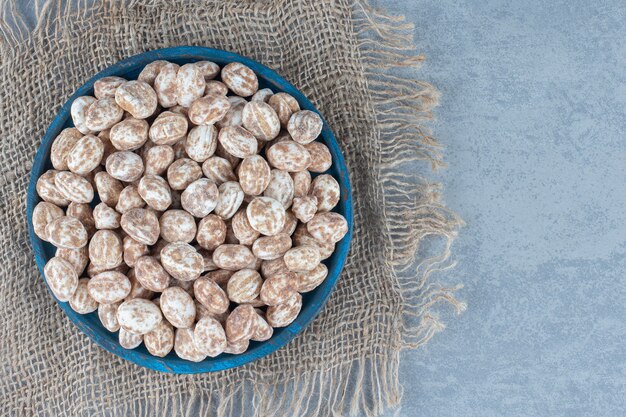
[266,293,302,327]
[242,101,280,141]
[217,126,258,158]
[193,277,229,314]
[85,97,124,131]
[106,151,144,182]
[185,125,218,163]
[110,118,149,151]
[45,216,88,249]
[287,110,323,144]
[181,178,218,218]
[266,140,311,172]
[160,286,196,329]
[89,230,123,269]
[263,169,295,209]
[214,181,244,220]
[238,155,271,195]
[120,208,160,245]
[221,62,258,97]
[160,242,204,281]
[246,196,286,236]
[196,214,227,250]
[226,269,263,303]
[88,271,131,304]
[188,94,230,125]
[204,80,229,96]
[159,210,197,243]
[55,171,94,204]
[154,62,180,108]
[95,76,126,99]
[134,256,171,292]
[117,298,163,334]
[225,304,256,342]
[66,135,104,175]
[212,244,255,271]
[149,111,188,145]
[44,257,79,302]
[176,63,206,107]
[252,233,292,261]
[193,316,227,357]
[138,175,172,211]
[144,319,175,357]
[115,80,158,119]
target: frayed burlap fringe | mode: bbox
[0,1,464,416]
[353,3,466,354]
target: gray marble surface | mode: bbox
[373,0,626,416]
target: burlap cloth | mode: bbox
[0,1,464,416]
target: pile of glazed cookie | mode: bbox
[33,59,348,361]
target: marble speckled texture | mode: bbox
[372,0,626,416]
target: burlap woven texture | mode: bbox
[0,1,464,416]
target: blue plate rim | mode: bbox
[26,46,353,374]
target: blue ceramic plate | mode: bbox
[26,46,353,373]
